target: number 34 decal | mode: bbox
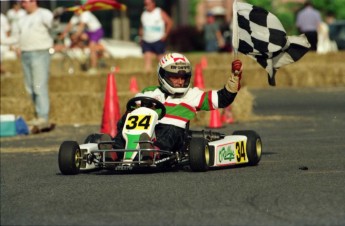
[125,115,152,130]
[236,141,247,163]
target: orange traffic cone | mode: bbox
[208,109,223,128]
[200,56,208,69]
[129,76,139,93]
[100,72,121,138]
[193,63,205,89]
[111,66,120,73]
[221,106,234,124]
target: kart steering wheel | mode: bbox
[126,96,166,120]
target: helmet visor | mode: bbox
[161,68,191,88]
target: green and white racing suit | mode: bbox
[113,85,237,151]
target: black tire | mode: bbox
[84,133,112,144]
[189,137,210,172]
[58,141,81,175]
[232,130,262,166]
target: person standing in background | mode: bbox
[317,11,338,54]
[6,0,26,38]
[296,0,321,51]
[325,12,337,42]
[17,0,54,130]
[139,0,173,73]
[203,12,225,52]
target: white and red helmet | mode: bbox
[157,53,192,95]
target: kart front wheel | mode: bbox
[58,141,82,175]
[189,138,210,172]
[232,130,262,166]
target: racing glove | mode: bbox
[225,59,243,93]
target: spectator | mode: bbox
[325,12,337,41]
[17,0,53,129]
[139,0,173,74]
[0,13,14,74]
[203,12,225,52]
[6,0,26,38]
[0,13,11,43]
[60,10,104,75]
[296,0,322,51]
[219,19,232,52]
[317,12,338,54]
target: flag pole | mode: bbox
[234,48,238,59]
[232,0,239,60]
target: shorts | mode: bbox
[142,40,166,54]
[86,28,104,43]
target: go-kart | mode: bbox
[58,96,262,174]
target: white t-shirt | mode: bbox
[70,11,101,32]
[7,8,26,36]
[141,7,165,42]
[1,13,17,45]
[18,8,53,51]
[1,13,17,60]
[1,13,11,38]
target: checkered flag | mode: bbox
[232,1,310,86]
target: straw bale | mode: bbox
[0,97,35,119]
[49,92,137,125]
[2,51,345,126]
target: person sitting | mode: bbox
[60,10,104,75]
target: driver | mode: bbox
[112,52,242,153]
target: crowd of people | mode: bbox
[0,0,341,134]
[295,0,338,53]
[0,0,106,131]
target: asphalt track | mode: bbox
[1,87,345,226]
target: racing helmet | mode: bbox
[157,53,192,95]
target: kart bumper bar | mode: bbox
[90,146,175,167]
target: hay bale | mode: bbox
[50,92,136,125]
[231,87,254,121]
[0,97,35,119]
[2,51,345,126]
[1,75,28,98]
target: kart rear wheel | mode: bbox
[232,130,262,166]
[189,137,210,172]
[58,141,82,175]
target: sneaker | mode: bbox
[28,118,54,134]
[139,133,153,164]
[27,118,37,126]
[87,68,98,75]
[139,133,152,149]
[27,117,49,127]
